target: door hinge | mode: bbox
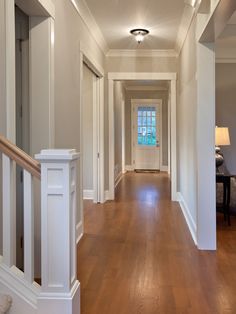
[97,152,100,159]
[20,105,23,118]
[20,236,23,249]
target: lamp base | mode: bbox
[215,146,224,172]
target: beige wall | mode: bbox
[106,56,178,73]
[114,82,125,180]
[216,63,236,173]
[125,90,169,166]
[178,18,197,224]
[82,64,94,190]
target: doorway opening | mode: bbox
[215,10,236,234]
[77,45,105,241]
[108,73,177,201]
[82,63,101,203]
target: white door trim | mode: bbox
[79,42,105,205]
[121,99,126,174]
[131,99,163,171]
[108,72,177,201]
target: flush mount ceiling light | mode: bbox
[130,28,149,44]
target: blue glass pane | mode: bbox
[137,106,157,146]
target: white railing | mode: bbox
[0,135,80,314]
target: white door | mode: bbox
[132,103,161,170]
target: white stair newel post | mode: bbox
[35,149,80,314]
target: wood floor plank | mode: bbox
[77,172,236,314]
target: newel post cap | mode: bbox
[35,149,80,162]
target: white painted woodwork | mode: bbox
[23,170,34,284]
[93,74,99,203]
[196,40,216,250]
[170,79,177,201]
[132,102,161,170]
[2,154,16,267]
[121,100,125,174]
[35,149,80,313]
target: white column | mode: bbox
[196,41,216,250]
[35,149,80,314]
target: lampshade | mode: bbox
[215,127,230,146]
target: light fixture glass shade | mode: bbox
[136,33,144,43]
[130,29,149,44]
[215,127,230,146]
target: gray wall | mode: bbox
[216,63,236,173]
[52,0,105,220]
[124,90,169,167]
[53,0,105,151]
[82,64,94,190]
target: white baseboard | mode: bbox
[105,190,111,201]
[177,192,197,245]
[76,221,83,244]
[115,171,123,189]
[125,165,134,171]
[160,165,168,172]
[83,190,94,200]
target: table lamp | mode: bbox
[215,127,230,172]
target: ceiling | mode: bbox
[83,0,186,50]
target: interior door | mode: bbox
[133,104,160,170]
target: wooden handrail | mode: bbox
[0,135,41,179]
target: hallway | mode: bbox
[77,172,236,314]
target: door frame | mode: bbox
[108,72,177,201]
[131,99,163,171]
[78,42,105,239]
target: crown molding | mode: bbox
[106,49,178,58]
[175,0,203,55]
[125,86,168,91]
[70,0,109,55]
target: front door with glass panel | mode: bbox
[133,103,160,170]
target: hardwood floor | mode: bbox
[77,172,236,314]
